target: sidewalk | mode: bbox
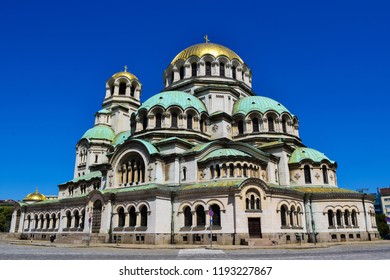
[4,238,389,250]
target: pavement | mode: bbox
[4,238,389,250]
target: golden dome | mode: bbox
[171,42,244,65]
[111,66,138,81]
[23,188,46,202]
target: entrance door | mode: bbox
[248,218,262,238]
[92,200,102,233]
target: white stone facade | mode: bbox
[10,42,379,245]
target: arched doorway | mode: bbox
[92,200,102,233]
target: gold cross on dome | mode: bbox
[204,35,210,43]
[124,65,128,72]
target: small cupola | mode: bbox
[105,66,142,101]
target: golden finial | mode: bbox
[204,35,210,43]
[123,65,128,72]
[35,187,39,193]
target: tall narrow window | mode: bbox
[129,207,136,227]
[182,167,187,181]
[110,85,114,96]
[268,117,274,132]
[336,210,342,226]
[216,165,221,178]
[281,205,287,226]
[66,211,71,228]
[191,63,197,77]
[322,166,329,184]
[74,211,80,228]
[232,66,236,79]
[179,66,184,80]
[344,210,350,226]
[290,206,295,227]
[130,84,136,97]
[282,119,287,133]
[118,208,125,227]
[200,119,204,132]
[140,205,148,227]
[196,206,205,226]
[252,118,259,132]
[328,210,334,227]
[184,206,192,227]
[119,82,126,95]
[220,62,225,77]
[171,113,178,128]
[238,120,244,135]
[210,204,221,227]
[210,165,214,179]
[351,210,357,226]
[155,113,162,128]
[229,163,234,177]
[304,165,311,184]
[205,62,211,76]
[187,114,193,129]
[171,71,174,84]
[142,115,148,130]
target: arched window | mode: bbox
[304,165,312,184]
[238,120,244,135]
[182,167,187,181]
[179,66,184,80]
[268,117,274,132]
[250,195,255,209]
[129,206,136,227]
[80,210,85,229]
[282,119,287,133]
[184,206,192,227]
[118,207,125,227]
[232,66,236,79]
[229,163,234,177]
[26,215,31,230]
[216,165,221,178]
[252,118,259,132]
[344,210,350,226]
[322,166,329,184]
[155,113,162,128]
[171,71,174,84]
[191,63,197,77]
[187,114,193,129]
[328,210,334,227]
[34,215,38,229]
[280,205,287,226]
[171,112,178,128]
[142,115,148,130]
[243,164,248,177]
[205,62,211,76]
[200,119,204,132]
[51,214,57,229]
[196,205,205,226]
[110,85,114,96]
[119,82,126,95]
[74,211,80,228]
[210,204,221,227]
[220,62,225,77]
[351,210,358,226]
[66,211,72,228]
[140,205,148,227]
[290,206,295,227]
[130,84,136,97]
[336,210,342,226]
[210,165,214,179]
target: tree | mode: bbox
[0,206,13,232]
[376,214,390,238]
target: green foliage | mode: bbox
[0,206,14,232]
[376,214,390,238]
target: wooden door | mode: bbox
[248,218,262,238]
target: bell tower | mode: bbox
[102,67,142,134]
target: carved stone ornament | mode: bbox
[294,173,301,180]
[212,124,218,133]
[315,173,320,179]
[226,125,231,132]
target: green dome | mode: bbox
[112,131,131,146]
[233,96,291,116]
[82,125,115,141]
[289,147,335,164]
[139,91,207,114]
[199,148,251,162]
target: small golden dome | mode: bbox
[23,188,46,202]
[111,66,138,81]
[171,42,244,65]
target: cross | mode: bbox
[204,35,210,43]
[124,65,128,72]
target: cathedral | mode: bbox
[10,39,379,245]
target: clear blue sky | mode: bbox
[1,0,389,200]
